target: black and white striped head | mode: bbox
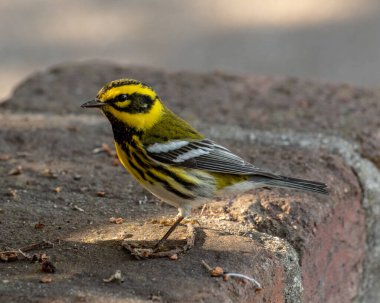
[81,79,163,130]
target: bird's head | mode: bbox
[81,79,163,130]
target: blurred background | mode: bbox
[1,0,380,100]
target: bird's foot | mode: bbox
[122,223,196,259]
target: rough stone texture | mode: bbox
[0,62,377,302]
[4,62,380,169]
[0,113,299,303]
[205,134,365,303]
[207,125,380,303]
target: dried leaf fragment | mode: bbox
[109,217,124,224]
[34,222,45,230]
[41,168,58,179]
[54,187,61,193]
[169,254,178,260]
[6,188,17,198]
[103,270,124,283]
[41,260,56,273]
[93,143,115,157]
[0,252,18,262]
[8,165,22,176]
[39,253,49,262]
[97,191,106,197]
[40,276,53,283]
[211,266,224,277]
[201,260,262,289]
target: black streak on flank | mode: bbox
[120,144,147,182]
[131,150,197,191]
[145,170,194,200]
[126,157,147,181]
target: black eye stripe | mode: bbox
[116,94,129,101]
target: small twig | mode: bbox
[224,272,262,289]
[103,270,124,283]
[201,259,213,272]
[17,249,32,260]
[0,240,54,261]
[19,240,54,252]
[151,248,183,258]
[201,260,262,290]
[200,204,207,216]
[0,250,18,255]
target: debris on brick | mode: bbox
[41,168,58,179]
[97,191,106,197]
[0,251,18,262]
[53,186,61,193]
[109,217,124,224]
[93,143,115,157]
[211,266,224,277]
[40,276,53,283]
[0,240,53,262]
[72,205,84,212]
[8,165,22,176]
[103,270,124,283]
[41,260,56,273]
[169,254,178,260]
[34,222,45,230]
[201,259,262,290]
[6,188,17,198]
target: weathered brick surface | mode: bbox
[5,62,380,168]
[0,62,375,302]
[221,142,365,303]
[0,114,290,303]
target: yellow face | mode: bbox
[94,79,164,130]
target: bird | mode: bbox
[81,79,328,249]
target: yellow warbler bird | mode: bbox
[81,79,328,247]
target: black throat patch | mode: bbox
[104,111,142,145]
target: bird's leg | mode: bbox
[154,215,184,249]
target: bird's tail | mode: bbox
[250,175,329,195]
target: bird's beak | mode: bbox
[81,99,105,108]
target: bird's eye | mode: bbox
[116,94,129,101]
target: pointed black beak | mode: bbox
[81,99,105,108]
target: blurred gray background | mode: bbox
[1,0,380,100]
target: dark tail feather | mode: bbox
[251,175,329,195]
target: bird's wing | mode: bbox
[145,138,279,177]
